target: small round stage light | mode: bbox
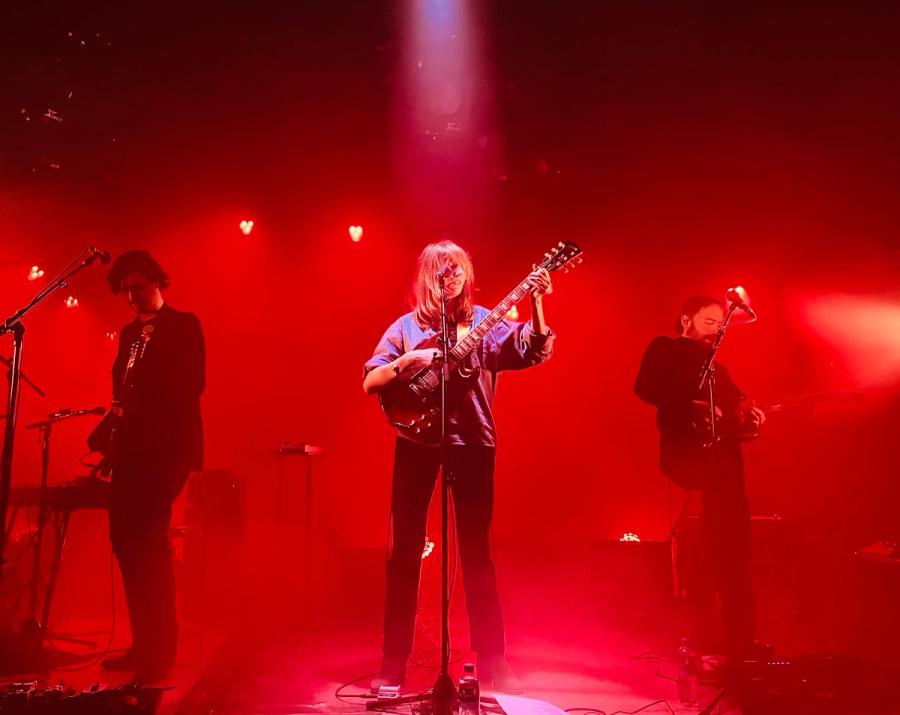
[505,305,519,320]
[619,532,641,543]
[348,225,363,242]
[422,538,435,559]
[28,265,45,281]
[64,296,79,309]
[239,220,254,235]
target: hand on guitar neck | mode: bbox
[528,265,553,336]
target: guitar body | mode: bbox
[689,400,760,447]
[86,409,121,475]
[689,391,864,447]
[378,376,440,443]
[378,334,472,443]
[87,410,120,456]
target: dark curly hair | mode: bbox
[676,295,725,335]
[107,250,170,293]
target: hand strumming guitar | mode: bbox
[692,399,767,440]
[393,348,442,379]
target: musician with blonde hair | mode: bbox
[363,240,554,693]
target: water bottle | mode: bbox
[677,638,699,708]
[458,662,480,715]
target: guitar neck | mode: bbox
[450,279,533,361]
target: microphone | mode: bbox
[48,406,107,420]
[435,264,455,280]
[28,405,109,428]
[89,246,112,264]
[726,287,757,320]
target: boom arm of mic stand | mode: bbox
[696,303,740,447]
[697,303,740,392]
[0,246,103,337]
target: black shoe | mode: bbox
[478,655,525,694]
[727,639,774,664]
[743,640,774,661]
[370,656,407,694]
[100,649,140,671]
[133,658,173,683]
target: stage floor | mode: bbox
[4,543,895,714]
[2,611,726,715]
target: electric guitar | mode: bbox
[88,324,154,461]
[691,389,864,445]
[378,241,583,441]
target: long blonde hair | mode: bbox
[411,240,475,330]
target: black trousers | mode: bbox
[383,438,506,660]
[699,451,754,656]
[109,461,187,666]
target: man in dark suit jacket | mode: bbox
[635,295,765,662]
[90,250,204,682]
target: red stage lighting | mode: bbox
[27,265,45,281]
[801,295,900,386]
[239,220,254,235]
[348,225,363,242]
[64,296,79,309]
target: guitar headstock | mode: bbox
[538,241,583,274]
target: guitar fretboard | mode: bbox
[449,279,533,361]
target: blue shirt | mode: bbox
[365,306,555,447]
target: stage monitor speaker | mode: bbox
[589,538,673,626]
[180,469,246,624]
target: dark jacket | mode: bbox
[635,336,745,489]
[110,303,205,472]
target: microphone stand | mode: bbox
[694,301,759,715]
[370,274,456,715]
[433,271,455,712]
[0,247,106,592]
[696,303,740,447]
[23,408,106,649]
[0,355,45,399]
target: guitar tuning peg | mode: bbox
[558,241,564,247]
